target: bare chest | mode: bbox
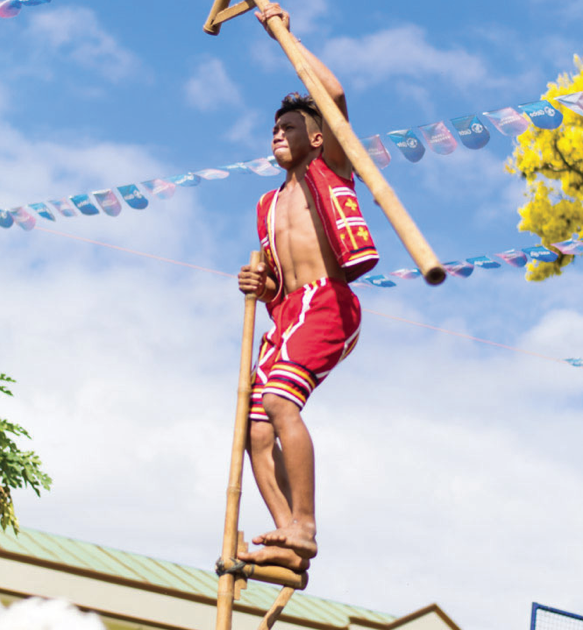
[274,181,321,239]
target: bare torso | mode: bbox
[274,176,345,295]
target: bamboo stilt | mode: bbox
[257,587,296,630]
[220,557,308,590]
[215,251,261,630]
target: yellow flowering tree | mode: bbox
[507,55,583,281]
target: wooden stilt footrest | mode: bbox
[204,0,255,34]
[216,557,309,591]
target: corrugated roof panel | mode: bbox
[239,580,293,611]
[171,563,222,598]
[0,529,65,561]
[97,547,178,586]
[0,527,395,627]
[283,592,352,625]
[69,539,145,579]
[29,532,112,573]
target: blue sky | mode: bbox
[1,1,583,629]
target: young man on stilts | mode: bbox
[237,1,379,572]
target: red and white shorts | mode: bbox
[249,277,361,421]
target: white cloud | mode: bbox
[184,57,243,112]
[410,146,522,225]
[294,301,583,630]
[321,25,496,92]
[520,309,583,358]
[248,0,328,37]
[530,0,583,19]
[24,7,141,82]
[288,0,329,35]
[249,0,330,71]
[222,110,266,150]
[4,205,583,630]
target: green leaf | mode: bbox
[0,373,51,533]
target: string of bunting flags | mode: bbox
[3,91,583,233]
[2,91,582,236]
[0,0,50,18]
[364,91,583,164]
[358,236,583,289]
[1,91,582,289]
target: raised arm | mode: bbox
[255,2,352,178]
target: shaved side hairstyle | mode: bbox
[276,92,323,131]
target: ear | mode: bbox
[310,130,324,150]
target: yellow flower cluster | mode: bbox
[507,55,583,281]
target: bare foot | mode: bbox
[252,522,317,559]
[237,546,310,572]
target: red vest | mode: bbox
[257,156,379,315]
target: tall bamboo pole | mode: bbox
[252,0,445,285]
[215,251,261,630]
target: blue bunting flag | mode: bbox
[518,100,563,130]
[522,245,558,262]
[167,172,201,187]
[118,185,148,210]
[466,255,501,269]
[451,114,490,150]
[29,202,55,221]
[71,194,100,216]
[363,274,396,288]
[386,129,426,163]
[0,210,14,227]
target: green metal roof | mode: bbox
[0,527,395,629]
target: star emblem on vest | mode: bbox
[357,227,369,240]
[344,199,358,212]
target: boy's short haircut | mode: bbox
[276,92,322,130]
